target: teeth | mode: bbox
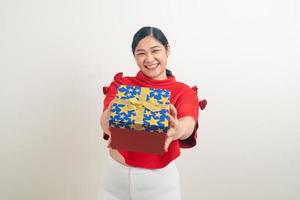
[146,64,158,69]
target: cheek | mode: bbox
[135,57,144,67]
[157,54,167,64]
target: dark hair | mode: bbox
[131,26,173,76]
[131,26,169,54]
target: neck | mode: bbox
[152,71,167,80]
[136,70,176,88]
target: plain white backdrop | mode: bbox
[1,0,299,199]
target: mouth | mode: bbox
[144,63,159,70]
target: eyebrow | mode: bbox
[135,45,162,52]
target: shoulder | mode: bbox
[112,72,136,84]
[112,72,125,83]
[174,81,207,111]
[174,81,198,95]
[103,72,131,95]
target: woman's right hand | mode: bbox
[100,101,114,148]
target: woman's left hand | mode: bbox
[164,104,185,152]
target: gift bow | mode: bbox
[126,97,161,111]
[112,87,169,131]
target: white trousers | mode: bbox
[97,156,181,200]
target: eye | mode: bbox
[152,49,160,53]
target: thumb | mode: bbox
[107,100,114,114]
[164,136,173,152]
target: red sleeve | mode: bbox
[175,86,200,148]
[101,72,123,140]
[103,72,124,111]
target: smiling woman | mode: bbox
[132,27,170,80]
[99,26,205,200]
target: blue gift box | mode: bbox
[109,85,171,133]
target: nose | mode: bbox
[145,53,155,63]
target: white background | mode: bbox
[1,0,299,199]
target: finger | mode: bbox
[105,101,114,129]
[169,104,177,119]
[107,100,114,114]
[167,128,176,137]
[164,136,173,152]
[107,137,112,148]
[169,114,177,128]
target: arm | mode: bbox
[164,85,201,151]
[100,106,111,138]
[101,73,122,140]
[100,101,114,147]
[178,116,196,140]
[164,104,197,151]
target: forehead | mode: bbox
[136,36,164,50]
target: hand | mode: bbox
[164,104,184,152]
[100,101,114,148]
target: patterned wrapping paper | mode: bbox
[109,85,171,133]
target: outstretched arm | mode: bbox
[164,104,196,152]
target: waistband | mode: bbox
[107,155,176,175]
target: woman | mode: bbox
[99,26,203,200]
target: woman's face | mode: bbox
[134,36,170,80]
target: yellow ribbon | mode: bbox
[113,87,169,131]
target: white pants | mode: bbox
[97,156,181,200]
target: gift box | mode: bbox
[109,85,171,154]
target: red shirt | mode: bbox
[102,71,201,169]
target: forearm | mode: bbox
[178,116,196,140]
[101,109,111,134]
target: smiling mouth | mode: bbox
[145,63,159,69]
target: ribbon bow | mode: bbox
[126,97,161,112]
